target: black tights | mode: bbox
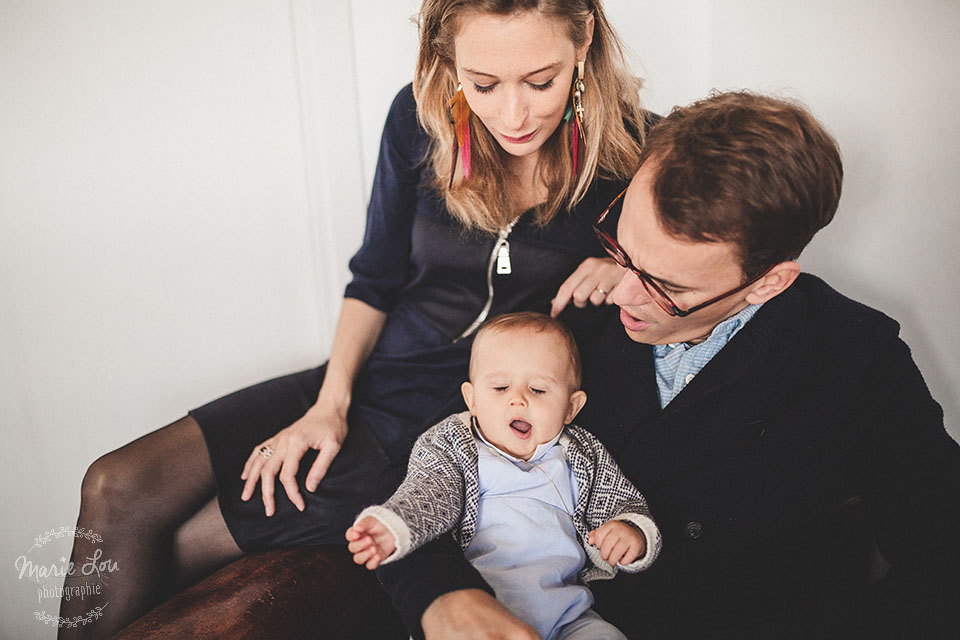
[58,416,243,640]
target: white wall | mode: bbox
[0,0,364,635]
[2,1,958,637]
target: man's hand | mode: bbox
[422,589,541,640]
[345,515,397,570]
[588,520,647,566]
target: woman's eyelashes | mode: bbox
[471,78,556,94]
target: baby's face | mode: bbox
[461,328,586,460]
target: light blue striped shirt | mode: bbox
[653,304,762,408]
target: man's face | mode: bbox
[608,162,754,345]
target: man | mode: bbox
[377,91,960,639]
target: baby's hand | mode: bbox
[588,520,647,567]
[345,515,397,570]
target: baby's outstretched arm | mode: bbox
[346,515,397,570]
[588,520,647,567]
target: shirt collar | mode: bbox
[653,303,762,358]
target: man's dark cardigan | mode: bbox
[378,274,960,639]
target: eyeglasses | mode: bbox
[593,187,772,317]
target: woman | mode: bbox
[60,1,648,636]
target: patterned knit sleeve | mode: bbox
[569,425,662,575]
[354,416,470,564]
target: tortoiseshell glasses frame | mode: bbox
[593,187,772,317]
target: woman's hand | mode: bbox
[240,402,348,516]
[238,298,386,517]
[422,590,541,640]
[550,257,623,318]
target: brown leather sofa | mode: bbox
[112,500,887,639]
[113,546,406,639]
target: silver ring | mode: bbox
[596,286,608,296]
[259,445,274,460]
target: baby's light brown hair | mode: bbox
[470,312,582,388]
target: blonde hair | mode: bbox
[414,0,645,232]
[471,312,582,387]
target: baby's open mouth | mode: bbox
[510,420,532,436]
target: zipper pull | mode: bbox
[496,241,511,274]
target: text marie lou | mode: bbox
[14,548,118,583]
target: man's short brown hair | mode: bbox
[639,91,843,278]
[471,312,582,388]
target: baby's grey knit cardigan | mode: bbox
[356,411,662,582]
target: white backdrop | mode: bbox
[2,1,958,637]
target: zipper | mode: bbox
[457,218,519,340]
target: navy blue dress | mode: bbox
[192,84,628,551]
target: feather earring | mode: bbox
[571,60,585,177]
[448,84,472,187]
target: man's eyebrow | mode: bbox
[630,262,691,290]
[461,62,562,79]
[649,274,692,290]
[623,246,691,290]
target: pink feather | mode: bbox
[462,117,471,179]
[572,114,580,176]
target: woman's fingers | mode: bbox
[239,412,348,514]
[551,262,591,316]
[550,257,622,317]
[240,447,258,481]
[305,441,342,492]
[241,439,289,516]
[278,447,307,512]
[260,466,277,516]
[588,284,610,307]
[240,446,271,501]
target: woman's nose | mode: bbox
[500,89,528,132]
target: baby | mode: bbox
[346,312,661,640]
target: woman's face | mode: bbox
[453,10,589,164]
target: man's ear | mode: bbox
[461,381,476,414]
[565,390,588,424]
[745,261,800,305]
